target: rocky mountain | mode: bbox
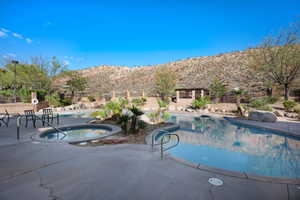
[69,50,264,97]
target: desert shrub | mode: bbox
[283,100,297,112]
[294,108,300,120]
[249,98,273,111]
[147,111,160,123]
[192,96,211,109]
[137,120,147,129]
[263,96,279,104]
[162,112,171,121]
[61,98,72,106]
[157,99,169,108]
[131,97,147,107]
[118,113,131,134]
[87,96,96,102]
[249,98,267,108]
[208,79,227,102]
[91,110,107,119]
[118,97,129,108]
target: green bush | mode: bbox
[17,88,31,103]
[249,97,274,111]
[91,110,107,119]
[45,93,63,107]
[131,97,147,106]
[283,100,297,112]
[264,96,279,104]
[0,90,13,97]
[147,111,160,123]
[87,96,96,102]
[61,98,72,106]
[157,99,169,108]
[162,112,171,121]
[192,96,211,109]
[137,120,147,129]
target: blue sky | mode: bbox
[0,0,299,70]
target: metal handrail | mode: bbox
[16,114,66,140]
[35,115,67,137]
[160,133,180,160]
[152,130,170,151]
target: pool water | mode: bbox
[60,111,93,118]
[40,128,107,141]
[165,115,300,178]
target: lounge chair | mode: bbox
[0,110,10,127]
[41,108,59,126]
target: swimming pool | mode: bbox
[163,115,300,179]
[59,111,94,118]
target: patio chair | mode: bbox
[41,108,59,126]
[0,110,10,127]
[24,109,39,128]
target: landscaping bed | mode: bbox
[72,119,174,146]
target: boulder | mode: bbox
[273,110,284,117]
[168,105,176,111]
[284,112,298,119]
[248,110,277,122]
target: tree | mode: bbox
[208,79,227,103]
[233,88,248,117]
[154,67,176,101]
[248,22,300,100]
[66,71,87,102]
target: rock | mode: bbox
[140,114,152,124]
[169,105,175,111]
[248,110,277,122]
[273,110,284,117]
[284,112,298,118]
[186,108,193,112]
[100,137,128,144]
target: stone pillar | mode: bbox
[126,90,131,100]
[142,90,145,98]
[192,90,196,100]
[201,89,204,98]
[176,90,180,103]
[112,90,116,101]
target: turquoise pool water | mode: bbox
[165,115,300,178]
[40,128,107,141]
[60,111,93,118]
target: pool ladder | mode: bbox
[16,115,67,140]
[152,130,180,160]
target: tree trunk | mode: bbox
[71,90,75,103]
[284,84,289,100]
[130,116,137,133]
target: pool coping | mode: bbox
[146,117,300,185]
[224,116,300,138]
[31,123,122,144]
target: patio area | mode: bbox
[0,117,299,200]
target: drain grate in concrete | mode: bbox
[208,178,223,186]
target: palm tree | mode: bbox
[129,105,144,133]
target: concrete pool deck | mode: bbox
[0,117,300,199]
